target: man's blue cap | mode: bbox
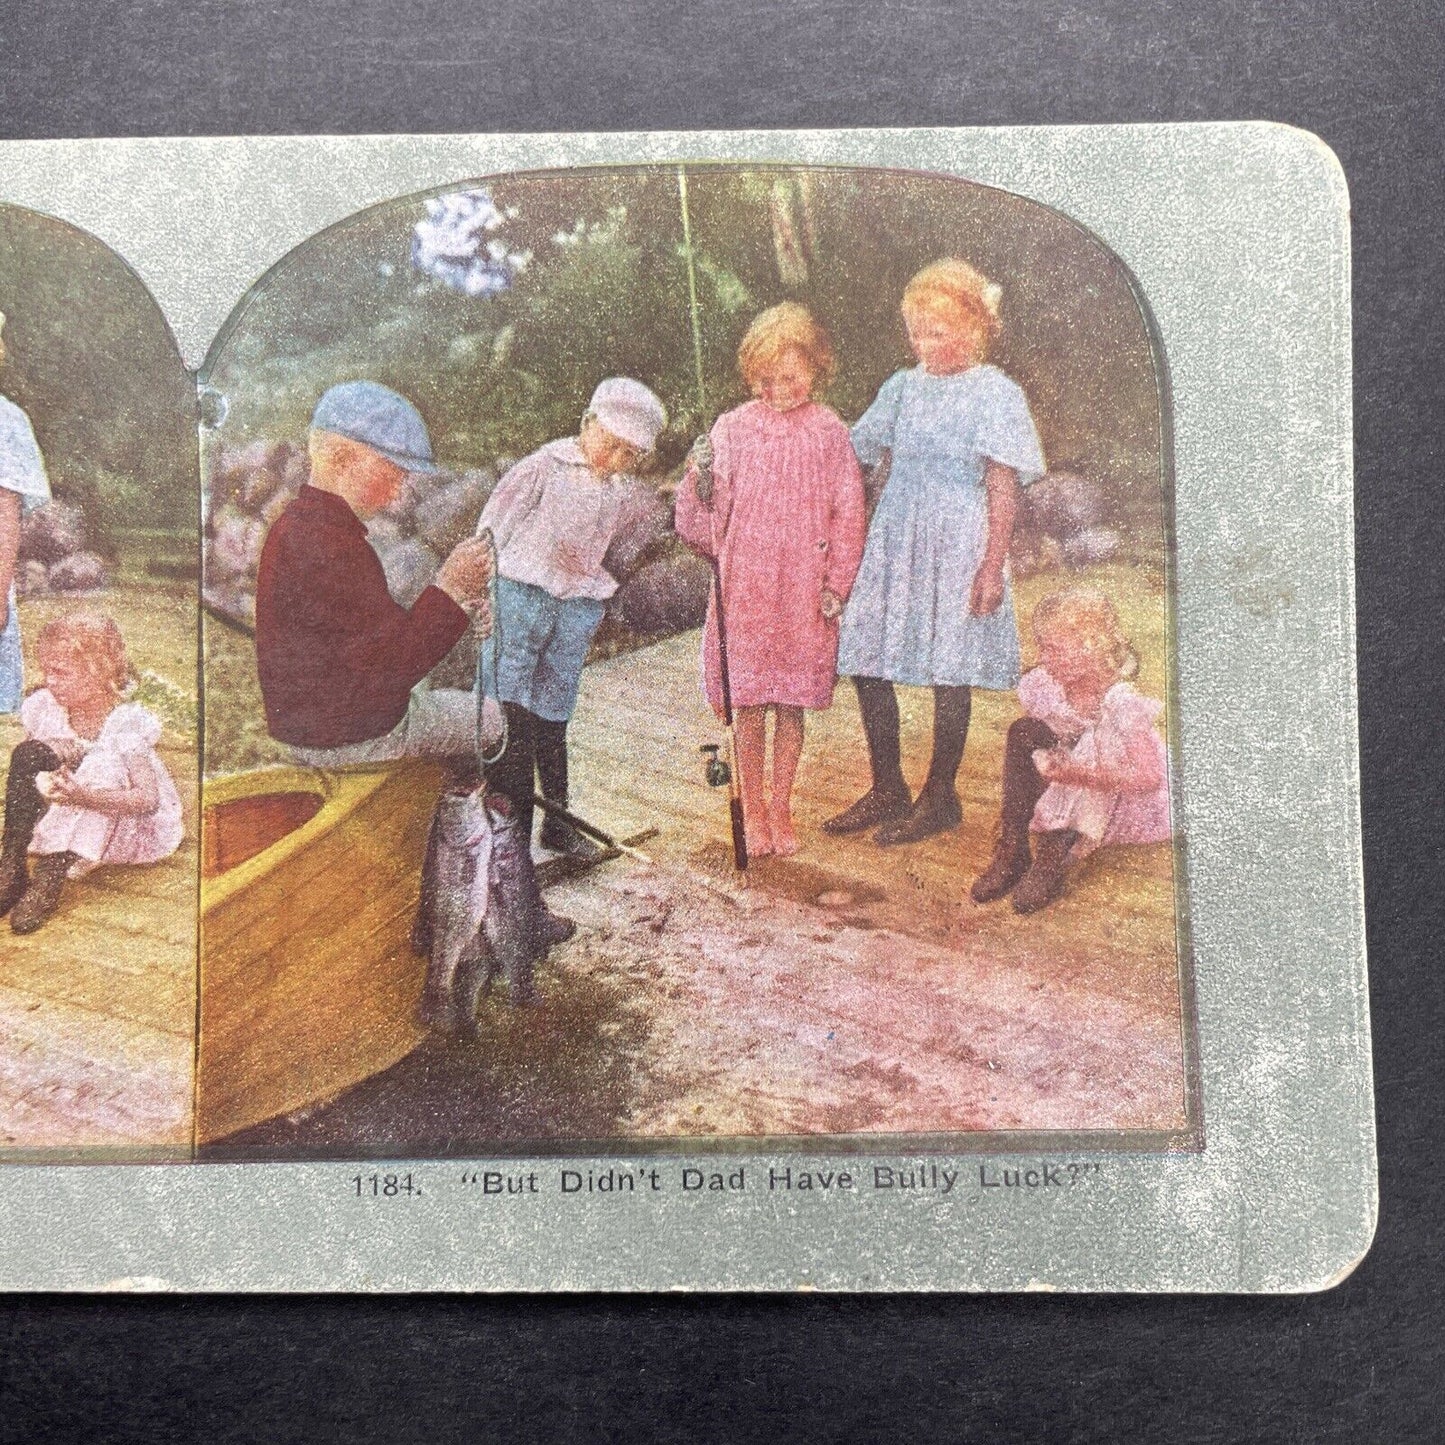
[310,380,442,474]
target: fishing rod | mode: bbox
[528,793,654,864]
[678,165,748,874]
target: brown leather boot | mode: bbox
[10,852,78,935]
[1011,831,1079,915]
[971,833,1032,904]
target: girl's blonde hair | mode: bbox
[1032,587,1140,680]
[737,302,836,393]
[36,611,134,698]
[902,258,1004,351]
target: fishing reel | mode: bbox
[699,743,731,788]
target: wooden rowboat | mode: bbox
[198,761,442,1144]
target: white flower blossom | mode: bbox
[411,188,528,297]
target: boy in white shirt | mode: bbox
[478,378,666,856]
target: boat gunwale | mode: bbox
[200,763,431,916]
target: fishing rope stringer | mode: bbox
[473,526,508,768]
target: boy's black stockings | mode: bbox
[534,718,602,859]
[488,703,538,839]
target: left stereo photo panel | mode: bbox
[0,205,199,1160]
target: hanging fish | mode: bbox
[475,791,548,1007]
[416,782,493,1037]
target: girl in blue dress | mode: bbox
[0,309,53,715]
[824,260,1045,846]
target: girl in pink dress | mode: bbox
[676,304,866,857]
[971,587,1171,914]
[0,612,183,934]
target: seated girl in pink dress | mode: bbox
[0,612,184,935]
[675,303,867,857]
[971,587,1171,914]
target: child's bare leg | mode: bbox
[734,705,772,857]
[769,706,804,856]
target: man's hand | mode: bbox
[437,536,494,608]
[820,587,844,620]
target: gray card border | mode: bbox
[0,124,1370,1292]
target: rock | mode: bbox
[1061,526,1122,570]
[19,499,87,565]
[374,537,440,609]
[17,559,49,596]
[379,469,437,532]
[207,506,267,587]
[48,550,107,592]
[608,546,712,636]
[603,483,672,581]
[1024,471,1107,538]
[260,483,301,529]
[364,516,407,552]
[280,444,310,492]
[1010,529,1064,578]
[414,473,489,557]
[209,438,302,516]
[203,584,255,628]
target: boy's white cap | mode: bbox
[587,378,667,453]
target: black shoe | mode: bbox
[873,787,962,847]
[821,786,912,836]
[971,836,1032,904]
[1011,830,1078,914]
[540,909,577,946]
[0,849,28,917]
[540,815,606,861]
[10,852,76,935]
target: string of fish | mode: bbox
[472,525,508,769]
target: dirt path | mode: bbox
[218,840,1188,1160]
[544,855,1188,1140]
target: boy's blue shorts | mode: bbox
[481,577,606,723]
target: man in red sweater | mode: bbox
[256,380,495,760]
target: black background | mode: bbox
[1,3,1440,1440]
